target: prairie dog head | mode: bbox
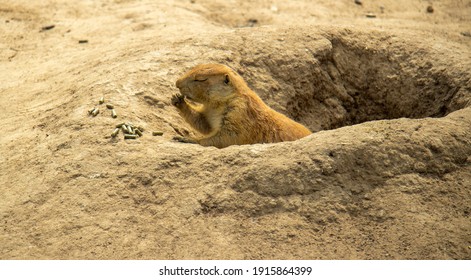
[175,64,242,105]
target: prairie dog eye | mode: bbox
[224,74,230,85]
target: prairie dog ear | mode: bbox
[224,74,230,85]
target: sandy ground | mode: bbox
[1,0,470,259]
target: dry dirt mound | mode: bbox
[1,0,470,259]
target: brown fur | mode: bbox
[172,63,311,148]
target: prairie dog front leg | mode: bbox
[171,93,212,135]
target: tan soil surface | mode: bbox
[1,0,470,259]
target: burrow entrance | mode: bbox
[237,35,470,132]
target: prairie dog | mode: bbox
[172,63,311,148]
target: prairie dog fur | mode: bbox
[172,63,311,148]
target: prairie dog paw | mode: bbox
[171,93,185,107]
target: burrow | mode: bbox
[230,31,471,132]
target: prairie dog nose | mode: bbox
[175,78,182,89]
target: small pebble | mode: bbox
[247,19,258,27]
[121,125,130,134]
[124,134,138,140]
[366,12,377,18]
[152,131,164,136]
[354,0,362,6]
[106,104,114,109]
[111,109,117,118]
[173,136,194,143]
[91,108,99,117]
[127,125,134,134]
[40,25,55,32]
[426,6,434,13]
[79,40,89,44]
[99,96,105,104]
[111,128,120,137]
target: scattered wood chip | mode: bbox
[460,31,471,37]
[40,25,55,32]
[366,13,377,18]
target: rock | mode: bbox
[40,25,55,32]
[366,12,377,18]
[461,31,471,37]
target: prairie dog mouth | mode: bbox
[182,93,202,105]
[178,88,194,99]
[184,95,196,102]
[178,87,204,104]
